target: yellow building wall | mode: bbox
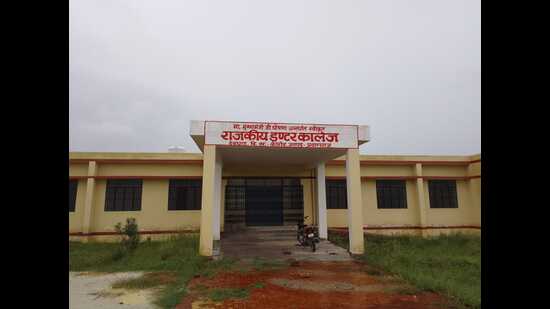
[302,179,315,226]
[69,163,88,176]
[422,165,467,177]
[98,164,203,177]
[361,165,415,177]
[90,180,202,233]
[69,159,206,235]
[362,180,421,227]
[326,180,421,228]
[326,165,345,177]
[468,160,481,225]
[68,153,481,238]
[222,166,311,177]
[327,209,347,227]
[423,180,478,226]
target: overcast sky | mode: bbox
[69,0,480,155]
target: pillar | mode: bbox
[467,161,481,225]
[415,163,428,236]
[199,145,218,256]
[220,179,227,232]
[213,158,222,241]
[316,162,328,239]
[82,161,97,237]
[346,148,365,254]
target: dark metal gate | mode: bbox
[245,185,283,226]
[225,178,303,227]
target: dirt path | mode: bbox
[69,272,158,309]
[177,260,454,309]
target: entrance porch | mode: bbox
[190,120,371,257]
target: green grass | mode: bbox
[69,234,236,309]
[112,272,178,290]
[207,287,250,302]
[329,231,481,309]
[206,282,266,302]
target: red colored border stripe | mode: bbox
[330,225,481,231]
[326,159,481,166]
[69,230,198,236]
[70,175,480,181]
[69,159,203,165]
[326,175,481,181]
[69,176,203,180]
[70,158,479,166]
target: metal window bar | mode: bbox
[105,179,142,211]
[326,180,347,209]
[168,179,202,210]
[428,180,458,208]
[376,180,407,209]
[69,180,78,212]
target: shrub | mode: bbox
[112,247,127,261]
[114,218,141,251]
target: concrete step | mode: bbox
[243,226,297,232]
[221,240,300,246]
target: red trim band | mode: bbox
[326,176,481,181]
[69,230,198,236]
[69,176,203,180]
[70,158,480,166]
[69,159,203,165]
[327,159,481,166]
[70,175,481,181]
[330,225,481,231]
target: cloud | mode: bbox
[70,0,480,155]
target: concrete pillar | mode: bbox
[346,148,365,255]
[316,163,328,239]
[82,161,97,236]
[220,179,227,232]
[199,145,218,256]
[213,158,222,241]
[415,163,428,236]
[467,161,481,225]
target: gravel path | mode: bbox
[69,272,158,309]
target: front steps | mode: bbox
[219,225,351,261]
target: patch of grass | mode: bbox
[70,234,237,309]
[208,287,250,302]
[205,282,265,302]
[328,231,480,309]
[251,282,265,289]
[391,284,421,295]
[112,272,178,290]
[197,257,238,278]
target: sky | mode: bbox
[69,0,480,155]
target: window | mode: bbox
[168,179,202,210]
[326,179,347,209]
[376,180,407,209]
[428,180,458,209]
[105,179,143,211]
[69,180,78,212]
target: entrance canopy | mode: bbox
[190,120,370,167]
[190,120,370,257]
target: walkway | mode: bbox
[219,226,351,261]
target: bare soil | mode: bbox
[176,260,455,309]
[69,272,158,309]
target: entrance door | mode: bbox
[245,185,283,226]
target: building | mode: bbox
[69,120,481,256]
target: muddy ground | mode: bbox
[69,272,158,309]
[177,260,456,309]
